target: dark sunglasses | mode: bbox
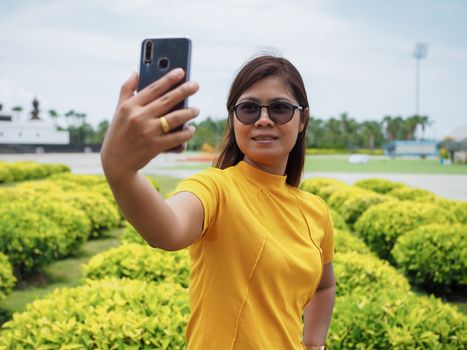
[231,101,303,125]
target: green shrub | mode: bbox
[0,278,189,349]
[0,161,69,182]
[354,201,457,261]
[328,187,394,225]
[24,199,92,257]
[0,205,64,274]
[121,221,147,245]
[48,173,106,187]
[83,243,189,288]
[300,177,348,197]
[334,252,410,297]
[329,210,348,231]
[0,252,16,302]
[45,191,120,238]
[392,224,467,296]
[435,198,467,224]
[14,180,63,196]
[388,186,437,202]
[334,229,372,255]
[328,289,467,349]
[354,178,406,194]
[0,165,13,183]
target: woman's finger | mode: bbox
[133,68,185,106]
[158,125,196,151]
[117,72,138,107]
[157,107,200,135]
[145,81,199,120]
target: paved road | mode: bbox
[1,153,466,201]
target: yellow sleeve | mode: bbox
[321,208,335,264]
[172,168,223,236]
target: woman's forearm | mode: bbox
[303,285,336,347]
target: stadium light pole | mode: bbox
[413,43,428,116]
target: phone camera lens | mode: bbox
[144,41,153,64]
[158,57,169,70]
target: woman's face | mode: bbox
[233,76,305,175]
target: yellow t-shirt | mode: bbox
[173,161,334,350]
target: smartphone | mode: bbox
[137,37,192,152]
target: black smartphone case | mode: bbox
[137,38,192,151]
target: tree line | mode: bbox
[2,102,431,150]
[188,113,431,150]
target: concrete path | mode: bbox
[1,153,466,201]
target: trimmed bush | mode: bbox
[328,187,394,225]
[0,161,69,183]
[354,201,457,261]
[45,191,120,238]
[388,186,437,202]
[0,166,13,183]
[334,229,372,255]
[0,278,190,349]
[0,205,64,274]
[435,198,467,224]
[329,210,348,231]
[48,173,106,187]
[24,199,92,257]
[300,177,348,200]
[354,178,406,194]
[83,243,189,288]
[334,252,410,297]
[0,252,16,302]
[328,289,467,349]
[392,224,467,296]
[121,221,147,245]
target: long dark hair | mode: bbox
[214,54,310,187]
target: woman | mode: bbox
[101,55,335,350]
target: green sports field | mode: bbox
[162,155,467,175]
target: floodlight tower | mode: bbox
[413,43,428,116]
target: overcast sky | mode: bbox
[1,0,466,139]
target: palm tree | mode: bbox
[360,121,382,149]
[64,110,75,129]
[48,109,60,127]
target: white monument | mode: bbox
[0,98,69,146]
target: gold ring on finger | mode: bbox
[160,116,170,134]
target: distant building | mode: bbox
[0,98,69,153]
[385,140,438,157]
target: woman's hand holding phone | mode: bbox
[100,68,199,182]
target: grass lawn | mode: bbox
[161,156,467,174]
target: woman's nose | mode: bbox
[255,106,275,127]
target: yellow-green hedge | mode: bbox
[334,229,372,255]
[328,187,394,225]
[0,161,69,183]
[334,252,410,297]
[300,177,348,201]
[0,278,190,349]
[354,201,457,261]
[83,243,189,288]
[388,186,437,202]
[328,289,467,349]
[392,224,467,296]
[354,178,406,194]
[45,191,120,238]
[0,205,64,274]
[329,210,348,231]
[0,252,15,302]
